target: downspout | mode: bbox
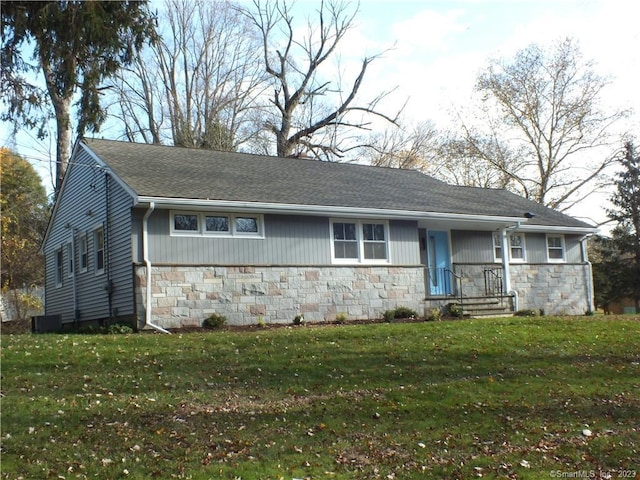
[71,229,78,327]
[580,234,595,314]
[64,224,79,326]
[501,224,519,312]
[105,171,113,322]
[142,202,171,334]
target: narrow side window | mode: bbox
[94,227,105,274]
[55,249,63,287]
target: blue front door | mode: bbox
[427,231,452,295]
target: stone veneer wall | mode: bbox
[509,263,591,315]
[452,264,503,297]
[423,263,592,316]
[134,265,426,329]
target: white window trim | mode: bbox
[546,234,566,263]
[330,219,390,265]
[492,233,502,263]
[493,232,527,263]
[79,234,88,273]
[170,210,264,239]
[93,226,105,276]
[55,248,63,288]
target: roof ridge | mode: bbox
[82,137,444,181]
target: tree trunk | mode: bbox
[53,99,72,190]
[41,61,73,192]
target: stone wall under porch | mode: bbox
[438,263,593,316]
[134,265,426,329]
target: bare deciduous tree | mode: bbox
[362,121,438,171]
[461,37,627,210]
[361,121,517,189]
[109,0,267,150]
[243,0,400,160]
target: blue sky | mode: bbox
[340,0,638,127]
[2,0,639,226]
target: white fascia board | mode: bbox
[518,224,598,234]
[135,195,527,224]
[42,139,87,253]
[79,141,139,201]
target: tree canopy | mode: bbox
[0,148,50,289]
[607,141,640,311]
[442,38,626,210]
[590,141,640,313]
[1,1,156,189]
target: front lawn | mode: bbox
[1,316,638,479]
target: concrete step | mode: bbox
[451,296,514,318]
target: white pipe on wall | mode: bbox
[580,235,595,314]
[142,202,170,334]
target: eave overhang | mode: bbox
[134,195,529,229]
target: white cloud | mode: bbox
[390,9,468,55]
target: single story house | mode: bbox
[42,138,597,331]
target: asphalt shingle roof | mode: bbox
[82,138,593,229]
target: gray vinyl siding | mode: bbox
[43,148,134,323]
[565,235,583,263]
[134,209,419,265]
[451,230,585,264]
[525,233,547,263]
[451,230,494,264]
[390,220,420,264]
[523,233,583,263]
[104,175,134,318]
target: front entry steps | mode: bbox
[450,296,514,318]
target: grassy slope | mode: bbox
[1,316,639,479]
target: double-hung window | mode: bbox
[94,227,105,274]
[546,235,565,262]
[55,249,63,287]
[79,234,88,272]
[493,232,526,262]
[331,220,389,263]
[510,234,525,261]
[66,243,74,278]
[493,233,502,261]
[363,223,387,260]
[333,222,358,259]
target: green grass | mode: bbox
[1,316,639,479]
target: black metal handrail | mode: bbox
[426,267,464,303]
[483,267,503,297]
[446,268,463,310]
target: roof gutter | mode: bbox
[142,202,170,334]
[134,196,527,225]
[518,224,598,234]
